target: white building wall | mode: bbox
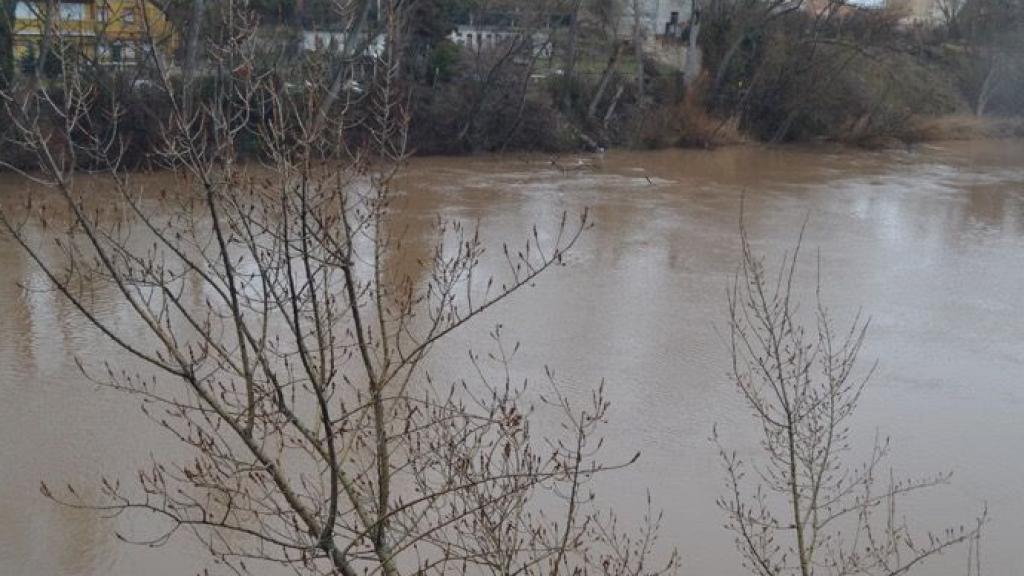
[302,30,386,58]
[617,0,693,39]
[448,25,553,58]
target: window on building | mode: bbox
[123,7,136,23]
[15,2,38,20]
[98,5,112,22]
[60,3,86,21]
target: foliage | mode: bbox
[429,39,462,83]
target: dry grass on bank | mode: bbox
[660,77,749,149]
[911,115,1024,141]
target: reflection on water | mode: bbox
[2,140,1023,575]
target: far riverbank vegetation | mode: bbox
[1,0,1023,169]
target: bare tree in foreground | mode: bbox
[0,4,678,576]
[715,222,985,576]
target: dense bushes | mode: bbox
[408,74,562,154]
[0,76,176,171]
[700,7,966,145]
[748,45,961,143]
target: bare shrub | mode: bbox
[715,220,986,576]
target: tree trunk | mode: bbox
[710,32,745,104]
[34,1,57,86]
[313,0,375,132]
[632,0,645,106]
[975,57,1000,117]
[684,3,702,88]
[500,45,548,150]
[603,84,626,128]
[0,1,14,88]
[561,0,583,112]
[184,0,205,110]
[587,41,623,119]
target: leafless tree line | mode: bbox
[715,217,986,576]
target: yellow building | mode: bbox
[13,1,178,68]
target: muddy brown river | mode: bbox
[1,141,1023,575]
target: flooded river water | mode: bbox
[1,140,1023,575]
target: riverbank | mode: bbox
[910,115,1024,142]
[0,66,1019,170]
[652,114,1024,151]
[436,112,1024,156]
[736,114,1024,151]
